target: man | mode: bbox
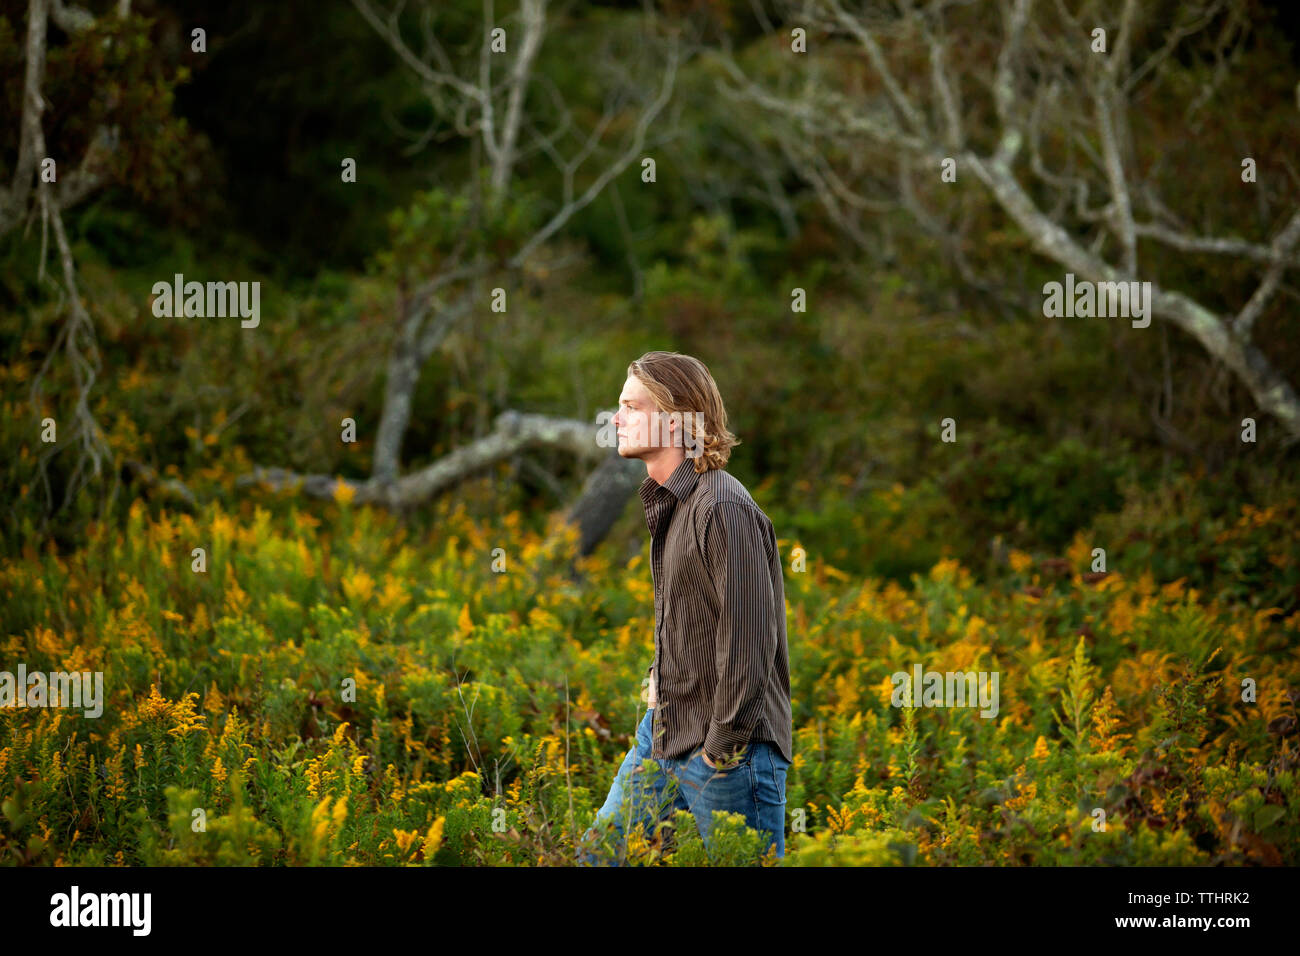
[579,351,794,865]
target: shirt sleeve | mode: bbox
[700,500,775,764]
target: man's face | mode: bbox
[613,375,676,459]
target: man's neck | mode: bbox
[645,447,687,487]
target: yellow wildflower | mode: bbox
[455,603,474,641]
[342,568,374,604]
[877,674,897,708]
[332,478,356,505]
[223,574,249,615]
[137,684,172,722]
[332,794,348,828]
[378,575,408,611]
[311,795,333,843]
[393,828,420,856]
[305,757,322,797]
[167,691,206,737]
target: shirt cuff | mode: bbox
[702,727,748,765]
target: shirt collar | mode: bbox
[638,455,702,508]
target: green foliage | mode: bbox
[938,424,1131,551]
[1091,471,1300,616]
[1051,636,1098,754]
[0,486,1295,866]
[0,5,199,217]
[372,175,545,287]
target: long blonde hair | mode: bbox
[627,351,740,472]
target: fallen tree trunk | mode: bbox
[565,448,648,557]
[239,408,634,514]
[239,409,643,555]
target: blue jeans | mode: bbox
[579,707,791,865]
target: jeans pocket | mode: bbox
[754,746,788,809]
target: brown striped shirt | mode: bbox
[640,455,793,766]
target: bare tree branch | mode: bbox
[505,35,681,270]
[241,410,612,509]
[489,0,548,199]
[263,0,693,546]
[718,0,1300,441]
[1132,221,1300,267]
[2,0,52,237]
[1234,209,1300,338]
[12,0,120,518]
